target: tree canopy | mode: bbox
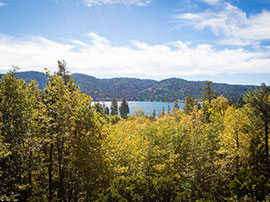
[0,66,269,202]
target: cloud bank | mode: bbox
[175,2,270,46]
[0,32,269,79]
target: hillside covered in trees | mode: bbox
[0,64,270,202]
[14,71,257,102]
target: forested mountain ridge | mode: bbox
[72,73,158,101]
[137,78,257,101]
[14,71,257,101]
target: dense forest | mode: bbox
[14,70,256,102]
[0,63,270,202]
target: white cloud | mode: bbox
[85,0,152,6]
[0,32,269,79]
[199,0,220,5]
[0,2,6,6]
[175,2,270,46]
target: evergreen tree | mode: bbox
[159,107,165,118]
[119,98,130,119]
[183,95,196,114]
[228,96,235,106]
[57,60,71,85]
[110,98,118,115]
[235,97,245,108]
[0,68,38,201]
[93,103,105,115]
[202,81,217,104]
[152,110,156,119]
[173,101,179,110]
[105,106,110,115]
[244,84,270,167]
[167,104,171,115]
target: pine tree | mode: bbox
[105,106,110,115]
[111,98,118,115]
[244,84,270,168]
[159,107,165,118]
[173,101,179,111]
[202,81,217,104]
[183,95,196,114]
[0,68,37,201]
[119,98,130,119]
[167,104,171,115]
[57,60,71,85]
[235,97,245,108]
[152,110,156,119]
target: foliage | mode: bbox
[183,95,196,114]
[1,66,269,202]
[111,98,118,115]
[119,98,130,119]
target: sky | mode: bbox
[0,0,270,85]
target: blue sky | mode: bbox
[0,0,270,85]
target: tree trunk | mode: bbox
[28,150,33,191]
[49,143,53,201]
[58,137,66,202]
[236,130,239,175]
[265,120,269,172]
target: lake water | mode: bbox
[95,101,184,116]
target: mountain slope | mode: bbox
[72,73,158,100]
[137,78,256,102]
[13,71,257,101]
[16,71,49,89]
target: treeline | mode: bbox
[0,64,270,201]
[15,70,257,102]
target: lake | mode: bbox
[95,101,184,116]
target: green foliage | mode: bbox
[244,84,270,167]
[1,66,270,202]
[111,98,118,115]
[57,60,72,85]
[202,81,217,104]
[119,98,130,119]
[152,110,156,119]
[0,69,39,201]
[183,95,196,114]
[173,101,180,110]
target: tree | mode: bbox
[110,98,118,115]
[173,101,179,111]
[183,95,196,115]
[235,97,245,108]
[244,84,270,167]
[119,98,130,119]
[135,109,144,117]
[201,81,217,123]
[167,104,171,116]
[152,110,156,119]
[105,106,110,115]
[222,106,249,174]
[228,96,235,106]
[159,107,165,118]
[0,68,38,201]
[202,81,217,104]
[57,60,71,85]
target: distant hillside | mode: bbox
[137,78,257,102]
[16,71,49,89]
[13,71,257,102]
[72,73,158,101]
